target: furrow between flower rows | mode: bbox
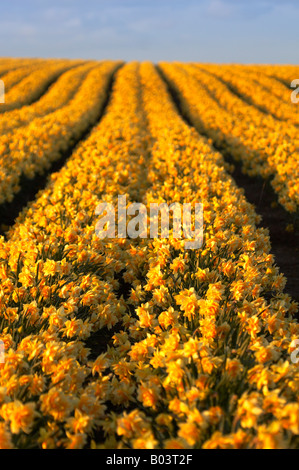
[0,61,121,207]
[159,63,299,215]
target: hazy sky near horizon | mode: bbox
[0,0,298,63]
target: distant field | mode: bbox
[0,59,298,449]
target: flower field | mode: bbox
[0,59,298,449]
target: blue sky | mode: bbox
[0,0,298,63]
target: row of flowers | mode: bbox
[0,61,154,449]
[198,64,299,125]
[0,59,82,113]
[0,59,49,94]
[0,61,298,449]
[0,61,121,204]
[0,61,98,135]
[251,64,299,87]
[159,63,299,214]
[115,61,299,449]
[0,59,49,79]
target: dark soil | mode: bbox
[230,163,299,304]
[157,65,299,308]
